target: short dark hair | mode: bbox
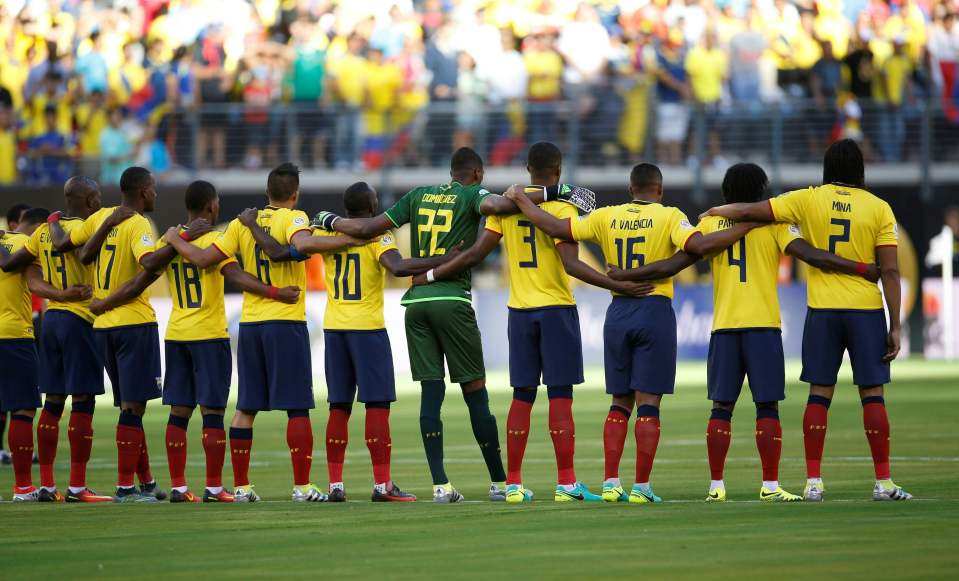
[822,139,865,187]
[119,166,153,195]
[185,180,217,212]
[721,163,769,204]
[267,162,301,201]
[6,202,30,225]
[20,207,51,227]
[343,181,375,215]
[450,147,483,175]
[629,163,663,190]
[526,142,562,173]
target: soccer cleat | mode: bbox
[760,487,803,502]
[554,482,602,502]
[804,480,825,502]
[203,489,234,503]
[113,486,158,503]
[292,483,328,502]
[505,484,534,504]
[38,488,65,502]
[66,488,113,503]
[602,481,628,503]
[328,487,347,503]
[140,481,167,501]
[873,480,913,501]
[705,487,727,503]
[233,485,261,503]
[432,483,464,503]
[169,489,202,503]
[0,449,11,465]
[13,487,39,502]
[628,484,663,504]
[372,482,417,502]
[489,483,507,502]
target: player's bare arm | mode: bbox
[25,264,92,302]
[221,262,300,304]
[504,185,574,241]
[411,232,498,284]
[556,242,654,297]
[785,239,880,282]
[89,269,160,316]
[383,242,464,279]
[0,238,35,272]
[49,215,79,252]
[76,206,136,264]
[684,223,760,256]
[238,208,296,262]
[608,251,699,282]
[700,202,774,222]
[877,245,901,362]
[290,229,365,255]
[324,213,394,239]
[162,227,227,268]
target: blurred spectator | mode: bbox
[809,40,843,152]
[75,30,109,94]
[875,39,913,161]
[0,107,16,185]
[287,19,328,168]
[685,31,727,166]
[194,25,231,169]
[99,107,134,185]
[652,32,690,165]
[557,3,611,88]
[327,33,366,169]
[243,60,275,169]
[425,23,459,164]
[454,52,486,151]
[729,10,766,105]
[28,105,73,184]
[361,47,401,170]
[523,31,563,146]
[485,29,527,166]
[75,89,109,175]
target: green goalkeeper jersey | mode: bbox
[384,181,493,305]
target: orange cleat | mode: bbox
[202,489,234,503]
[66,488,114,503]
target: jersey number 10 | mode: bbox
[332,253,361,301]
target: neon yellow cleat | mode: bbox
[628,484,662,504]
[705,487,727,502]
[602,483,627,503]
[505,484,534,504]
[760,486,803,502]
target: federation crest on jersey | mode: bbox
[680,219,693,229]
[141,234,153,246]
[893,223,899,240]
[293,216,307,227]
[788,224,802,236]
[382,233,394,245]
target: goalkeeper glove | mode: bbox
[537,184,597,213]
[311,211,341,232]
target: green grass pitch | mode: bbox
[1,359,957,579]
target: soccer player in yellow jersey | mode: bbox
[611,163,879,502]
[702,140,911,501]
[54,167,179,502]
[413,143,652,504]
[0,177,113,502]
[507,163,754,504]
[163,163,356,503]
[95,181,299,503]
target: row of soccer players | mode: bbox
[0,140,910,503]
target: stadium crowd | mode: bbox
[0,0,956,182]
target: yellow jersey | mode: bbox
[485,201,577,309]
[25,219,94,323]
[158,230,237,341]
[697,217,801,331]
[315,230,397,330]
[0,232,35,339]
[570,201,698,299]
[70,206,157,329]
[769,184,897,310]
[212,206,310,323]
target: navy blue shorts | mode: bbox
[95,324,162,406]
[0,339,41,412]
[707,329,786,403]
[163,339,232,409]
[324,330,396,404]
[507,306,584,388]
[800,308,891,387]
[237,321,314,411]
[603,296,677,396]
[38,310,104,396]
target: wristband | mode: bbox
[855,262,868,276]
[179,230,191,241]
[267,286,280,299]
[47,212,61,224]
[426,269,435,283]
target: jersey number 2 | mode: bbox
[828,218,851,254]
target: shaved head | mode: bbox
[63,175,102,218]
[64,176,99,198]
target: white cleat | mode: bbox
[292,484,328,502]
[432,484,464,503]
[804,480,824,502]
[13,490,39,502]
[232,485,261,503]
[873,480,913,501]
[488,483,507,502]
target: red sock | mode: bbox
[37,407,62,488]
[136,428,154,484]
[68,410,94,489]
[634,414,661,484]
[756,416,782,482]
[365,407,391,485]
[548,397,576,486]
[165,418,189,489]
[505,399,533,485]
[202,422,227,489]
[116,421,143,488]
[9,415,35,491]
[603,406,630,480]
[325,409,350,484]
[287,415,314,487]
[862,398,891,480]
[803,398,830,479]
[229,427,253,487]
[706,417,732,481]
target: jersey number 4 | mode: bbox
[727,239,747,282]
[416,208,453,257]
